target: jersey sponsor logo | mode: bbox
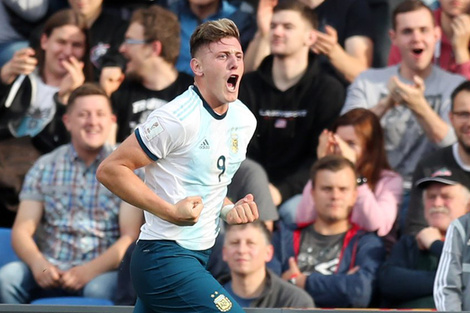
[211,291,232,312]
[199,139,210,149]
[143,117,164,141]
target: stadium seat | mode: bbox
[0,227,19,268]
[31,297,114,305]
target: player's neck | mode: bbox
[272,53,308,91]
[230,269,266,299]
[142,62,178,91]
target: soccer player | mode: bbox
[96,18,258,312]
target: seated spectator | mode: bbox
[244,0,373,85]
[379,168,470,309]
[289,108,402,250]
[0,8,92,227]
[239,0,345,208]
[389,0,470,79]
[219,221,314,309]
[0,83,142,304]
[167,0,257,75]
[342,0,465,230]
[68,0,128,94]
[112,5,193,143]
[273,155,386,308]
[405,80,470,235]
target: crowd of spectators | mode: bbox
[1,0,470,310]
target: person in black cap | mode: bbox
[378,167,470,309]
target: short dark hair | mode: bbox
[451,80,470,111]
[310,155,357,187]
[392,0,434,30]
[130,5,181,65]
[225,221,272,245]
[190,18,240,58]
[273,0,318,29]
[67,83,110,112]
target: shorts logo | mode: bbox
[211,291,232,312]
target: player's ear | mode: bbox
[190,57,203,77]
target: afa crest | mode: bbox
[231,134,239,154]
[211,291,232,312]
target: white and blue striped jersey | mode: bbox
[135,86,257,250]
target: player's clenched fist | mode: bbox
[172,196,204,226]
[225,194,259,224]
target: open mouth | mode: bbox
[412,48,424,56]
[227,75,239,91]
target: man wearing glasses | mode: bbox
[112,5,193,143]
[406,80,470,235]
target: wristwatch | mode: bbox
[288,273,299,285]
[288,276,297,285]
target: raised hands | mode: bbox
[256,0,278,37]
[387,75,427,112]
[312,25,340,58]
[317,129,357,164]
[58,56,85,104]
[451,14,470,64]
[0,48,37,85]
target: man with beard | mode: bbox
[406,80,470,234]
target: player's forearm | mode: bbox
[96,163,174,222]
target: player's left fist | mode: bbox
[226,194,259,224]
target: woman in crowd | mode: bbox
[281,108,403,248]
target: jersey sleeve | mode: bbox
[135,109,186,161]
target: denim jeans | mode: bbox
[278,194,302,225]
[0,261,118,303]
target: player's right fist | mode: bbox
[173,196,204,226]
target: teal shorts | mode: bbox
[131,240,245,313]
